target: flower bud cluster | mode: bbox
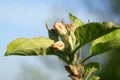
[52,22,76,51]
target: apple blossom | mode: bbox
[54,22,67,36]
[67,23,76,33]
[52,41,65,50]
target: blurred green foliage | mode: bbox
[100,49,120,80]
[84,0,120,79]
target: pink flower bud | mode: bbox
[67,23,76,32]
[54,22,67,36]
[52,41,65,50]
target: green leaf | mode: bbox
[89,76,100,80]
[69,13,84,28]
[90,29,120,56]
[5,37,54,56]
[75,22,118,48]
[84,62,101,80]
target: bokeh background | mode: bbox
[0,0,120,80]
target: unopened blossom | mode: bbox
[52,41,65,50]
[54,22,67,36]
[67,23,76,33]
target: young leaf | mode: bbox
[90,29,120,56]
[69,13,84,28]
[89,76,100,80]
[74,22,118,49]
[84,62,101,80]
[5,37,54,56]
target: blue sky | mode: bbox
[0,0,106,80]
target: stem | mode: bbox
[65,63,84,80]
[79,48,82,60]
[55,52,69,64]
[82,55,92,63]
[84,70,92,80]
[72,44,80,56]
[70,44,80,65]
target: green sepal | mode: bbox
[46,22,58,42]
